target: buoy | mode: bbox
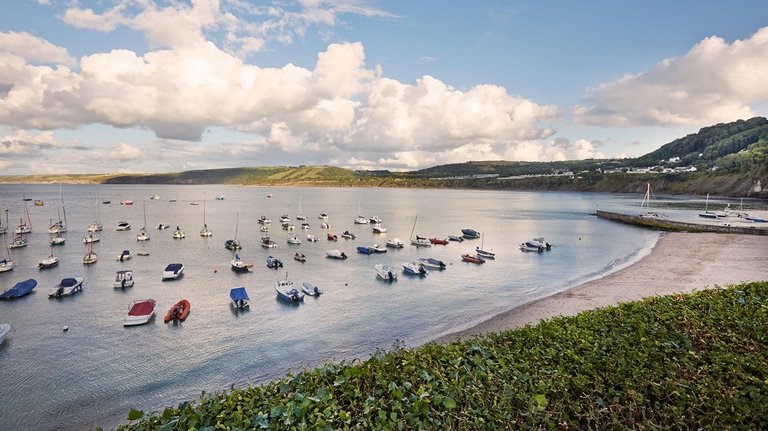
[214,268,217,273]
[62,326,69,332]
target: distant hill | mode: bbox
[103,166,360,185]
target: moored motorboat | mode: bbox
[461,228,481,239]
[257,215,271,224]
[287,235,301,244]
[120,200,133,206]
[357,246,373,255]
[294,252,307,262]
[230,287,249,308]
[261,236,278,248]
[327,232,338,241]
[266,255,284,269]
[429,238,449,245]
[520,242,544,252]
[162,263,184,280]
[461,254,485,264]
[50,236,65,246]
[38,254,59,270]
[225,239,241,250]
[48,277,84,298]
[318,213,328,220]
[83,232,100,243]
[276,276,304,303]
[372,223,387,233]
[279,215,291,223]
[0,323,10,345]
[525,237,552,251]
[231,254,253,273]
[306,234,318,242]
[301,282,323,297]
[402,261,428,276]
[117,250,134,261]
[113,270,134,288]
[369,216,382,224]
[123,299,156,326]
[369,244,387,253]
[157,223,170,230]
[375,264,398,281]
[0,279,37,300]
[417,257,446,269]
[411,235,432,247]
[341,230,356,239]
[117,221,131,231]
[326,249,348,259]
[164,299,191,323]
[386,238,404,248]
[301,222,310,229]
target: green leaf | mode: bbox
[442,397,457,409]
[127,408,145,421]
[534,394,548,408]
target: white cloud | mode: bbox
[0,31,76,67]
[576,26,768,127]
[109,142,144,161]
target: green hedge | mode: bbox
[117,282,768,430]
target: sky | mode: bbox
[1,1,768,175]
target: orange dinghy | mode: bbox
[164,299,191,323]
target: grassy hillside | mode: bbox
[103,166,361,185]
[116,281,768,430]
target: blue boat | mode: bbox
[266,256,283,269]
[162,263,184,280]
[746,216,767,223]
[229,287,249,308]
[357,246,373,255]
[0,279,37,300]
[461,228,481,239]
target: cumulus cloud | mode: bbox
[109,142,145,161]
[0,31,76,67]
[575,26,768,127]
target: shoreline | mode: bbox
[437,232,768,343]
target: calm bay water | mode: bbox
[0,184,660,431]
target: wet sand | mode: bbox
[438,232,768,343]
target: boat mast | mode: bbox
[410,215,418,240]
[60,183,67,229]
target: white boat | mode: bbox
[231,253,253,273]
[296,196,306,221]
[117,250,133,261]
[410,216,432,247]
[341,230,356,239]
[15,199,32,234]
[190,201,199,206]
[386,238,404,248]
[369,216,382,224]
[50,235,65,246]
[48,277,84,297]
[162,263,184,280]
[123,299,156,326]
[172,226,185,239]
[156,223,170,230]
[369,244,387,253]
[319,213,328,220]
[417,257,446,269]
[475,234,495,259]
[0,323,10,345]
[448,235,464,242]
[0,232,14,273]
[321,222,330,229]
[83,241,98,264]
[639,183,667,219]
[9,235,27,249]
[260,225,269,232]
[117,221,131,231]
[306,234,318,242]
[113,270,134,288]
[216,195,225,200]
[261,236,278,248]
[375,264,398,281]
[276,276,304,302]
[48,184,68,234]
[520,243,544,253]
[301,222,310,229]
[699,193,727,219]
[287,235,301,244]
[354,199,369,224]
[88,222,103,232]
[266,256,284,269]
[294,251,307,262]
[150,194,160,200]
[137,227,150,241]
[200,200,212,237]
[83,232,100,243]
[372,223,387,233]
[89,190,103,232]
[524,237,552,251]
[301,282,323,297]
[257,216,271,224]
[38,253,59,270]
[403,261,428,276]
[280,215,291,223]
[326,249,348,259]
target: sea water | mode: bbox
[0,184,659,431]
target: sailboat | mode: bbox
[0,227,13,272]
[38,239,60,270]
[639,183,666,219]
[200,200,212,237]
[410,215,431,247]
[699,193,726,219]
[49,218,65,246]
[354,199,369,224]
[14,199,31,234]
[475,234,496,259]
[230,213,252,272]
[296,196,306,221]
[137,203,150,241]
[88,189,103,232]
[48,184,68,234]
[83,239,98,264]
[0,208,7,235]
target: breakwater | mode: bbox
[596,210,768,235]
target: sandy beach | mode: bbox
[439,232,768,343]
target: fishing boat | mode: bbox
[639,183,666,219]
[83,232,100,243]
[386,238,404,248]
[287,235,301,245]
[375,264,398,281]
[294,251,307,263]
[410,216,431,247]
[402,261,428,276]
[0,279,37,300]
[327,232,338,241]
[231,253,253,273]
[475,234,496,259]
[137,203,150,241]
[429,238,449,245]
[417,257,446,269]
[261,236,278,248]
[461,254,485,264]
[0,232,13,273]
[326,249,348,259]
[117,250,133,261]
[341,230,356,239]
[448,235,464,242]
[0,323,10,345]
[48,277,84,298]
[372,223,387,233]
[296,196,306,221]
[172,225,185,239]
[461,228,481,239]
[369,244,387,253]
[117,221,131,231]
[164,299,191,323]
[357,246,373,255]
[123,299,156,326]
[83,241,98,265]
[162,263,184,280]
[113,270,134,288]
[230,287,249,308]
[266,256,283,269]
[38,253,59,270]
[301,282,323,297]
[275,275,304,303]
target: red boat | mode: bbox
[461,254,486,264]
[327,232,338,241]
[430,238,449,245]
[164,299,191,323]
